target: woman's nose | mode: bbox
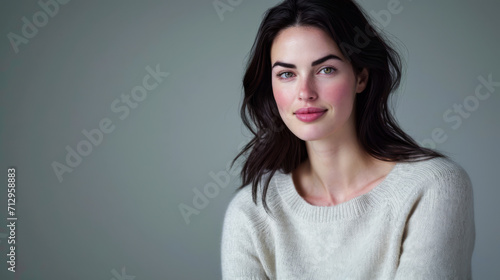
[298,76,318,101]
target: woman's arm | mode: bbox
[394,165,475,279]
[221,190,270,280]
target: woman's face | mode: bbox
[270,25,368,142]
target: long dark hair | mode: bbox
[230,0,444,214]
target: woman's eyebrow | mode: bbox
[272,54,343,69]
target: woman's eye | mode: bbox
[276,67,335,79]
[277,72,294,79]
[319,67,336,74]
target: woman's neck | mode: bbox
[295,132,395,206]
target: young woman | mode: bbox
[221,0,475,279]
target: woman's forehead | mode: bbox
[270,26,344,65]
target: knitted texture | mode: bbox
[221,157,475,279]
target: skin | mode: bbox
[270,25,396,206]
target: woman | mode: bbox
[221,0,475,279]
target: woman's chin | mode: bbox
[291,128,330,142]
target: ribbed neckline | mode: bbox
[274,161,405,223]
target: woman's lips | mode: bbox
[294,107,327,122]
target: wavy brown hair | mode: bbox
[230,0,444,214]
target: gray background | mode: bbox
[0,0,498,279]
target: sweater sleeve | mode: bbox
[394,164,475,280]
[221,189,270,280]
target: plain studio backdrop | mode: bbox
[0,0,498,279]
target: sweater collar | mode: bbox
[274,161,404,223]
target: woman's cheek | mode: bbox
[323,82,354,106]
[273,87,291,114]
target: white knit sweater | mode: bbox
[221,157,475,279]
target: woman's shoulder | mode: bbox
[401,156,470,182]
[223,172,281,223]
[224,185,257,219]
[381,156,474,224]
[395,156,473,198]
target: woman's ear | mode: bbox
[356,68,369,93]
